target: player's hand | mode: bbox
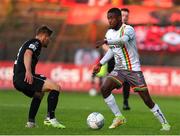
[92,63,102,77]
[24,71,33,84]
[95,39,107,48]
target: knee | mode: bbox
[100,85,111,98]
[49,82,61,92]
[34,91,44,99]
[54,84,61,92]
[43,79,61,92]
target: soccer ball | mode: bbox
[88,88,97,96]
[87,112,104,129]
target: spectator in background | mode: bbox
[74,48,101,96]
[74,48,100,66]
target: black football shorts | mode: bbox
[13,73,46,98]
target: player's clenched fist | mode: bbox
[92,63,102,76]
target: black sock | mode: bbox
[123,82,130,106]
[47,90,59,119]
[28,97,42,122]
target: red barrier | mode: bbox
[0,61,180,96]
[142,66,180,96]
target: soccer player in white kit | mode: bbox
[93,7,170,131]
[103,8,131,110]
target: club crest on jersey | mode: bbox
[110,71,118,76]
[29,44,37,51]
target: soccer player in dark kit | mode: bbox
[13,25,65,129]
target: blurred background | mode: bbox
[0,0,180,96]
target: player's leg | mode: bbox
[42,78,65,129]
[47,91,59,119]
[122,82,130,110]
[25,74,47,128]
[101,77,122,116]
[42,78,60,119]
[129,71,170,131]
[137,89,154,108]
[101,74,126,129]
[138,90,170,131]
[13,73,45,128]
[26,91,44,128]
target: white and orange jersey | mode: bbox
[100,24,141,71]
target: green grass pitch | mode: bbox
[0,90,180,135]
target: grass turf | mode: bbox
[0,90,180,135]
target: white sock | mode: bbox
[104,94,122,116]
[150,104,168,124]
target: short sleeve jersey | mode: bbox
[13,38,42,74]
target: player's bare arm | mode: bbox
[95,39,107,48]
[24,49,33,84]
[102,44,109,52]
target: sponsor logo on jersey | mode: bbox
[29,44,37,51]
